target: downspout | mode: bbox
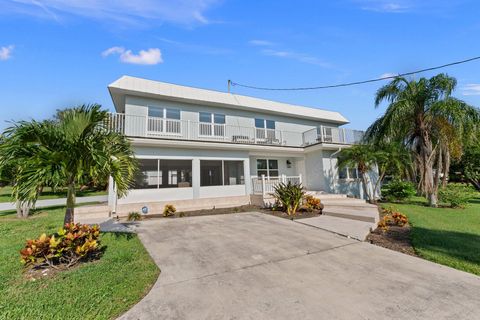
[329,147,342,192]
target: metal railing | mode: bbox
[302,126,364,145]
[251,175,303,195]
[105,113,364,147]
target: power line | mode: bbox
[229,55,480,91]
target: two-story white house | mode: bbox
[106,76,368,215]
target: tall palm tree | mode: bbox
[365,74,479,206]
[337,144,378,203]
[0,104,137,223]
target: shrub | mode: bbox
[378,207,409,232]
[303,195,323,211]
[163,204,176,217]
[439,184,475,208]
[272,182,305,216]
[20,223,101,269]
[127,211,142,221]
[381,180,416,202]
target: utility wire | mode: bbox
[229,55,480,91]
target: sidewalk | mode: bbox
[0,195,108,212]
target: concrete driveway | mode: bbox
[120,212,480,320]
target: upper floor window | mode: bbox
[147,106,181,134]
[148,106,181,120]
[199,112,225,136]
[255,118,275,129]
[199,112,225,124]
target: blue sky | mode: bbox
[1,0,480,130]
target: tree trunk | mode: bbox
[63,183,76,225]
[360,171,374,203]
[467,178,480,192]
[16,201,30,218]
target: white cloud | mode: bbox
[101,46,125,57]
[261,49,331,68]
[1,0,220,26]
[356,0,411,13]
[102,47,163,65]
[249,40,275,46]
[462,84,480,96]
[0,45,14,61]
[379,72,398,78]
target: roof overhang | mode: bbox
[108,76,350,124]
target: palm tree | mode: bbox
[337,144,378,203]
[0,104,137,223]
[365,74,479,206]
[373,141,413,197]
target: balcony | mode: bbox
[106,113,363,147]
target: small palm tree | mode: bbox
[0,104,137,224]
[373,141,414,196]
[337,144,378,203]
[365,74,479,206]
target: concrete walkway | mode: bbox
[300,193,379,240]
[0,195,107,212]
[119,212,480,320]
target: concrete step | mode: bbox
[320,198,370,206]
[296,215,376,241]
[306,191,347,199]
[322,206,379,224]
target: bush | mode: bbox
[272,182,305,215]
[163,204,176,217]
[381,180,416,202]
[303,195,323,211]
[127,211,142,221]
[20,223,101,269]
[439,184,475,208]
[378,207,409,232]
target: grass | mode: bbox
[383,192,480,276]
[0,208,160,319]
[0,186,107,203]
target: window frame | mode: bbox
[147,106,182,135]
[256,159,279,179]
[338,166,359,181]
[198,112,226,137]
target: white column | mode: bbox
[244,159,252,195]
[261,174,266,197]
[192,158,200,199]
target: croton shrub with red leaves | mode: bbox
[378,207,409,232]
[20,223,102,269]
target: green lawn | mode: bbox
[0,186,107,203]
[0,208,160,319]
[383,195,480,276]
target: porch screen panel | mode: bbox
[224,161,244,185]
[132,159,159,189]
[159,160,192,188]
[200,160,223,186]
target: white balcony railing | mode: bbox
[302,126,364,145]
[105,113,364,147]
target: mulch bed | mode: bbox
[136,205,260,220]
[367,208,417,256]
